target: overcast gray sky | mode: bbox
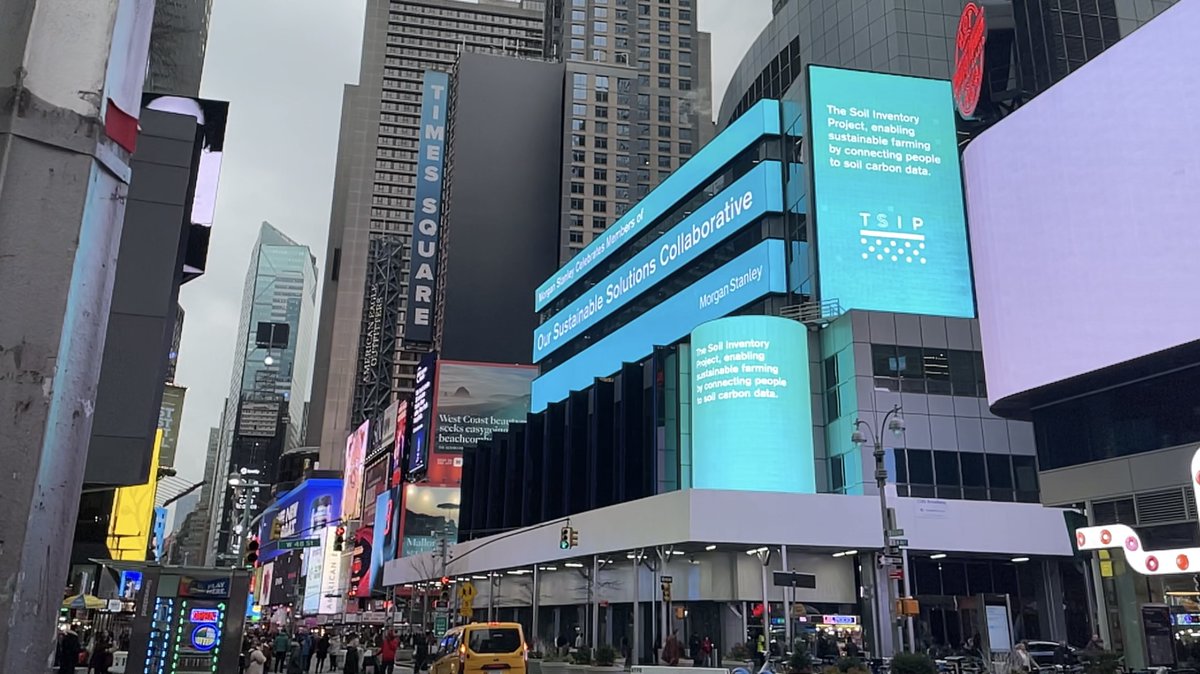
[174,0,772,492]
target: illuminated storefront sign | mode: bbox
[952,2,987,118]
[1076,446,1200,575]
[532,239,788,412]
[536,100,782,311]
[808,65,974,319]
[534,161,784,362]
[690,315,814,493]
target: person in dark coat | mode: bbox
[413,634,430,673]
[58,627,82,674]
[344,636,362,674]
[316,634,331,672]
[90,632,112,674]
[287,641,305,674]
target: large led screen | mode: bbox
[258,478,342,564]
[428,361,537,484]
[399,484,460,558]
[963,0,1200,408]
[370,489,400,593]
[408,353,437,478]
[533,161,784,362]
[532,239,788,411]
[342,419,369,521]
[690,316,814,493]
[808,65,974,319]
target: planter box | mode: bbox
[528,660,543,674]
[542,660,571,674]
[589,665,624,674]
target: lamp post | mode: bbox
[228,473,270,566]
[851,404,905,655]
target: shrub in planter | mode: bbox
[837,657,864,673]
[729,642,751,661]
[594,645,617,667]
[572,647,593,666]
[788,642,813,673]
[890,653,937,674]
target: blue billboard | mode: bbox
[407,352,437,478]
[532,239,789,411]
[369,489,400,593]
[534,161,784,363]
[808,65,974,318]
[536,100,782,311]
[258,478,342,564]
[690,316,815,493]
[403,70,451,342]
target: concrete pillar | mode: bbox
[0,0,151,670]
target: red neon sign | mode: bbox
[952,2,987,118]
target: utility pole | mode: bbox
[0,3,153,671]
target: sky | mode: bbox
[172,0,773,492]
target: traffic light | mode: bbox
[559,526,572,550]
[661,581,672,603]
[570,528,579,548]
[244,538,260,567]
[334,526,346,552]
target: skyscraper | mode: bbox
[544,0,714,262]
[207,223,317,564]
[144,0,215,97]
[308,0,546,469]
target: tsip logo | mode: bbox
[857,212,927,265]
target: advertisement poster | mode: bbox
[268,552,302,606]
[258,478,342,564]
[807,65,974,319]
[318,526,344,615]
[399,484,460,558]
[361,458,390,525]
[370,490,400,593]
[157,384,186,467]
[428,361,536,485]
[302,528,327,614]
[392,400,408,487]
[349,527,374,599]
[343,420,370,521]
[408,353,436,478]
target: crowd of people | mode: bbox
[241,625,427,674]
[55,624,132,674]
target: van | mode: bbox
[431,622,527,674]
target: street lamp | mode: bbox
[852,404,905,655]
[227,473,270,567]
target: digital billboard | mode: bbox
[963,0,1200,408]
[361,457,390,525]
[537,99,782,311]
[349,526,373,599]
[808,65,974,319]
[408,353,436,478]
[392,400,409,487]
[403,70,450,343]
[258,478,342,564]
[302,527,326,614]
[157,384,186,467]
[534,161,784,362]
[399,484,460,558]
[428,361,537,485]
[318,526,344,615]
[532,239,789,411]
[370,489,400,593]
[690,316,815,493]
[342,419,369,521]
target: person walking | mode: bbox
[662,630,682,667]
[316,634,331,672]
[413,634,430,673]
[89,632,112,674]
[58,626,82,674]
[247,642,268,674]
[301,632,314,673]
[287,640,305,674]
[702,636,713,667]
[274,631,292,674]
[380,629,399,674]
[343,636,362,674]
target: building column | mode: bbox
[0,1,147,670]
[1039,559,1068,642]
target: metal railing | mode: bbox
[780,299,843,326]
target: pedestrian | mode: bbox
[275,631,292,674]
[89,632,112,674]
[302,632,314,672]
[702,636,714,667]
[414,633,430,673]
[247,643,268,674]
[663,630,682,667]
[1085,634,1105,653]
[317,633,331,672]
[380,629,399,674]
[288,640,305,674]
[1009,641,1033,673]
[58,625,82,674]
[344,636,362,674]
[690,633,702,666]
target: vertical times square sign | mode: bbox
[404,70,450,344]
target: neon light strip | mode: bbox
[1075,446,1200,575]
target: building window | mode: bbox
[570,182,585,194]
[592,216,608,229]
[572,150,586,163]
[593,21,608,32]
[569,231,584,243]
[679,142,692,154]
[570,214,584,228]
[679,79,691,91]
[572,134,585,147]
[572,103,587,116]
[593,200,607,212]
[595,121,609,134]
[570,197,584,210]
[594,136,608,148]
[658,125,670,138]
[657,155,671,168]
[658,62,671,74]
[594,168,608,180]
[595,106,609,118]
[830,455,845,494]
[571,23,585,35]
[593,184,607,196]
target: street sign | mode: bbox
[889,538,909,547]
[460,597,473,618]
[888,568,904,581]
[886,528,905,537]
[277,538,321,550]
[879,555,903,567]
[660,576,672,583]
[434,615,449,636]
[433,600,450,610]
[772,571,817,589]
[457,581,477,601]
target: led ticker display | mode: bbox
[808,65,974,319]
[536,100,782,311]
[189,608,219,623]
[532,239,788,412]
[690,316,815,493]
[533,161,784,362]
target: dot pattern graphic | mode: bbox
[860,234,926,264]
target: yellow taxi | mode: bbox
[431,622,528,674]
